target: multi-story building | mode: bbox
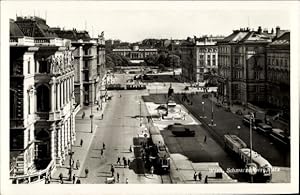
[266,30,290,120]
[10,16,76,183]
[112,45,158,64]
[194,36,223,82]
[217,27,276,106]
[52,28,106,106]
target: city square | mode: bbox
[1,1,299,195]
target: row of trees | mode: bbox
[144,50,181,71]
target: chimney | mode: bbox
[204,37,207,45]
[276,26,280,37]
[271,28,274,34]
[257,26,262,34]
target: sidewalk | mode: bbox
[50,101,107,184]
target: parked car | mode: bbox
[166,123,183,130]
[202,94,209,98]
[256,123,272,134]
[269,128,290,145]
[171,127,195,137]
[242,115,263,127]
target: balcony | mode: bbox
[35,112,49,120]
[10,36,34,47]
[34,37,64,47]
[49,110,61,121]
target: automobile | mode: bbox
[202,94,209,98]
[184,86,189,90]
[242,115,263,127]
[269,128,290,145]
[171,127,195,137]
[166,123,183,130]
[216,102,222,108]
[255,123,272,134]
[235,109,243,115]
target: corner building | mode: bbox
[10,17,76,183]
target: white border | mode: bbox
[1,1,299,194]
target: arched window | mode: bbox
[36,85,50,112]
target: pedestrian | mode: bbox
[100,149,104,157]
[204,135,207,143]
[80,139,83,147]
[204,175,208,183]
[76,178,81,184]
[71,159,75,169]
[117,172,120,183]
[76,160,80,170]
[198,172,202,181]
[72,174,76,184]
[117,157,121,165]
[150,166,154,176]
[59,172,63,181]
[85,168,89,178]
[193,172,197,181]
[102,113,104,120]
[124,159,127,168]
[125,178,128,184]
[103,142,106,150]
[129,145,132,152]
[111,165,115,176]
[82,111,85,119]
[127,159,130,167]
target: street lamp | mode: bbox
[68,91,76,181]
[209,92,216,126]
[237,125,241,136]
[139,101,142,127]
[248,112,256,183]
[200,101,206,118]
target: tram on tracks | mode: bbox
[224,134,272,182]
[147,134,170,173]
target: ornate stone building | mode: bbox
[266,30,290,121]
[52,28,106,106]
[10,17,76,183]
[217,27,274,106]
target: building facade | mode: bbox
[266,31,290,120]
[112,45,158,64]
[52,28,106,106]
[217,26,289,110]
[10,16,76,183]
[194,36,222,82]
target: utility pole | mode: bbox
[139,101,142,126]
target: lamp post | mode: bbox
[200,101,206,118]
[68,91,75,181]
[139,100,142,127]
[209,92,216,126]
[237,125,241,136]
[248,112,256,183]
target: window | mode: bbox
[39,60,49,73]
[84,61,88,68]
[28,93,30,114]
[28,60,30,74]
[36,85,50,112]
[234,57,238,65]
[254,71,260,80]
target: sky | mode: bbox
[2,1,297,42]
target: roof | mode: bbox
[240,148,272,168]
[218,29,273,44]
[224,134,247,148]
[270,31,290,46]
[10,20,24,37]
[14,16,58,38]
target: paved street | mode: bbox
[175,92,290,167]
